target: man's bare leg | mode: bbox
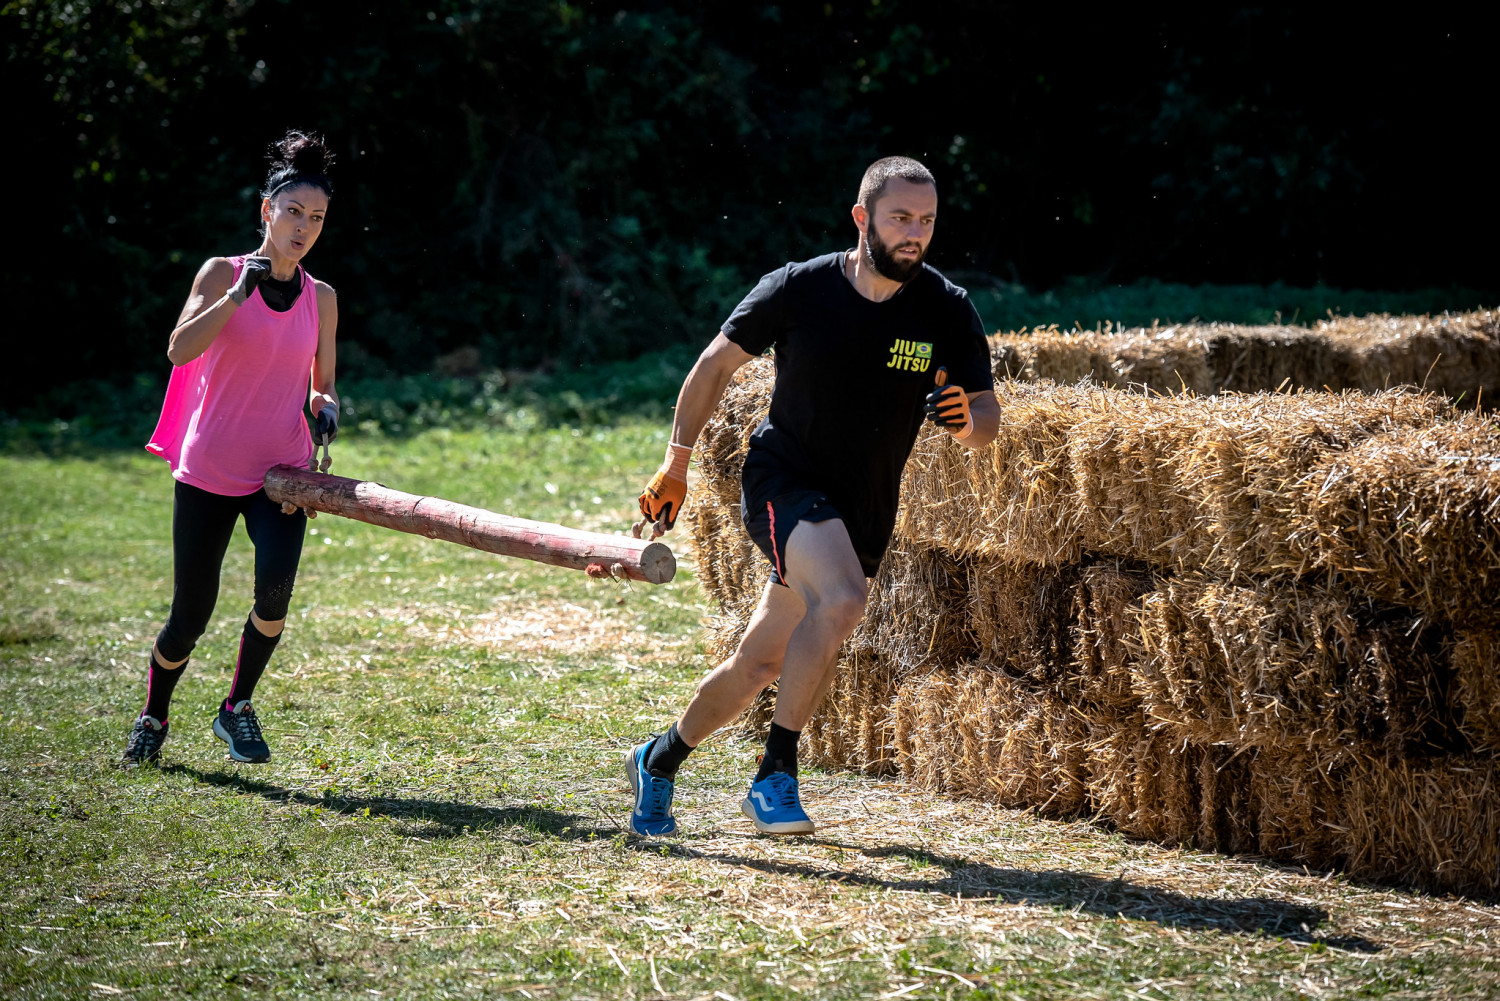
[628,518,867,835]
[677,518,866,744]
[738,518,867,833]
[770,518,869,731]
[677,581,806,746]
[626,578,808,835]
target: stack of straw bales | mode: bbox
[991,309,1499,403]
[688,312,1500,895]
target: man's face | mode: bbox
[860,178,937,283]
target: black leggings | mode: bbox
[155,481,307,662]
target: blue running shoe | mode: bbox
[625,740,677,836]
[741,771,815,834]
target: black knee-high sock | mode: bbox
[755,722,800,781]
[143,652,186,722]
[226,616,280,707]
[645,723,695,779]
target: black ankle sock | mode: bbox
[143,652,186,722]
[226,615,280,706]
[755,722,800,781]
[645,723,695,778]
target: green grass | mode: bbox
[3,424,1499,998]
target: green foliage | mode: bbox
[6,3,1495,415]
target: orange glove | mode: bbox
[924,367,973,439]
[638,442,691,531]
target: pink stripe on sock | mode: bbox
[143,657,165,722]
[227,633,246,702]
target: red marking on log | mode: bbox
[263,465,676,584]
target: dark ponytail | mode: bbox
[261,130,335,200]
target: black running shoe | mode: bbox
[121,715,169,767]
[213,700,271,763]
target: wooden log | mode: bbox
[263,464,676,584]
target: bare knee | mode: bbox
[807,587,866,638]
[729,651,783,690]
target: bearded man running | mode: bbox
[627,156,1000,835]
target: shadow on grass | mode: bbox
[170,764,1377,950]
[165,764,623,839]
[634,839,1382,952]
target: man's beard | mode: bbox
[863,225,927,283]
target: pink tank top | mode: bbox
[147,255,319,495]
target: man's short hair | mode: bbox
[858,156,936,211]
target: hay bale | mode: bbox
[1134,574,1460,753]
[891,666,1090,817]
[1082,714,1205,845]
[1205,325,1352,394]
[1321,310,1500,402]
[965,556,1150,709]
[1249,747,1344,867]
[1069,387,1453,574]
[992,310,1500,402]
[897,380,1093,563]
[1456,632,1500,754]
[990,323,1215,395]
[1339,753,1500,896]
[802,650,901,776]
[895,383,1491,624]
[847,543,977,670]
[683,484,766,624]
[1294,418,1500,628]
[1071,561,1155,708]
[967,560,1079,688]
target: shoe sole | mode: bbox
[624,744,676,836]
[741,797,815,835]
[213,718,271,763]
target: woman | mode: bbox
[123,130,340,766]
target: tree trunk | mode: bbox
[263,465,676,584]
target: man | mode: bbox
[628,156,1000,836]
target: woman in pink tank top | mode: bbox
[123,130,341,768]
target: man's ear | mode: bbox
[851,203,869,235]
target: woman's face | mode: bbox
[260,185,329,262]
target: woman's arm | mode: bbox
[166,258,239,366]
[308,280,339,415]
[281,281,340,518]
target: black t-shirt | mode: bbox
[722,251,993,549]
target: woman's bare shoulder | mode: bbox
[193,257,237,291]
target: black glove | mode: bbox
[226,256,272,305]
[313,404,339,446]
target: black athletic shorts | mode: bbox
[740,453,885,587]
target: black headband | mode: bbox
[264,170,333,199]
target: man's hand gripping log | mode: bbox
[633,441,692,540]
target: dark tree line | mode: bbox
[5,2,1494,408]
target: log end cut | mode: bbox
[638,542,677,584]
